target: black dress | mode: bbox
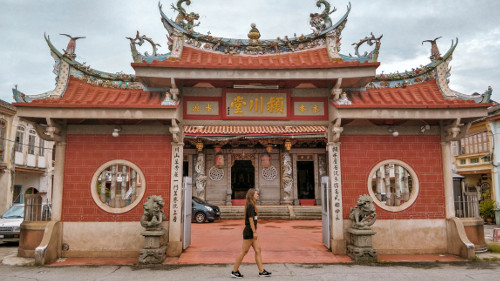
[243,204,258,240]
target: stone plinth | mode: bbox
[346,227,377,262]
[139,229,166,264]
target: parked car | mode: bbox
[0,204,24,243]
[192,196,220,223]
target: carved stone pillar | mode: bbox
[195,151,207,200]
[226,154,232,205]
[327,141,345,254]
[281,151,293,205]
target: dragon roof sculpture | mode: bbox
[153,0,377,62]
[13,34,142,103]
[367,37,491,103]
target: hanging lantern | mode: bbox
[284,139,292,151]
[215,153,225,168]
[265,144,273,154]
[214,145,224,168]
[261,153,271,167]
[196,141,204,152]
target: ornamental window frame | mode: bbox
[90,159,146,214]
[367,159,419,212]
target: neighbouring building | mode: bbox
[12,121,55,206]
[11,0,493,262]
[0,101,54,215]
[0,100,17,214]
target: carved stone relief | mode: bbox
[282,152,293,203]
[262,166,277,181]
[194,152,207,199]
[208,166,224,181]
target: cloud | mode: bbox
[0,0,499,102]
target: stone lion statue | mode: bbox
[349,195,377,230]
[140,195,166,231]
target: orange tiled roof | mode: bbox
[14,77,168,108]
[132,46,380,70]
[339,80,489,109]
[184,125,326,137]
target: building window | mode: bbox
[470,158,479,164]
[39,139,45,156]
[28,129,36,155]
[15,126,25,152]
[13,185,23,203]
[459,159,466,165]
[367,160,419,212]
[91,160,146,214]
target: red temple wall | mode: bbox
[340,135,445,219]
[61,134,172,222]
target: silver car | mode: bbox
[0,204,24,243]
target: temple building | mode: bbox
[11,0,492,262]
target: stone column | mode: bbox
[194,141,206,200]
[51,137,66,221]
[327,141,345,254]
[226,154,232,205]
[441,141,455,218]
[167,143,184,257]
[281,151,293,205]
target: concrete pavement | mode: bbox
[1,262,500,280]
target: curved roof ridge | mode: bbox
[13,34,142,103]
[158,0,352,56]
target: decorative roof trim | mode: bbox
[14,34,142,104]
[156,1,352,58]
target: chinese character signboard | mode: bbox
[330,143,342,221]
[183,97,222,120]
[169,143,184,242]
[291,97,328,120]
[223,90,290,120]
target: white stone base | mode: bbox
[62,221,168,258]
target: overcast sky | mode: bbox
[1,0,499,103]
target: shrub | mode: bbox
[479,190,495,220]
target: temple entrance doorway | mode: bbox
[297,161,315,202]
[231,160,255,199]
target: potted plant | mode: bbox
[479,190,495,223]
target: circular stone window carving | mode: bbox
[367,160,419,212]
[91,160,146,214]
[262,166,277,181]
[209,166,224,181]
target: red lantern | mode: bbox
[261,154,271,167]
[215,153,225,168]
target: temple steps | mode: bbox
[219,205,321,220]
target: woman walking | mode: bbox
[231,188,272,278]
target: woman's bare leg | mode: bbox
[251,239,264,272]
[233,239,253,272]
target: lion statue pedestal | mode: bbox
[139,195,167,264]
[346,195,378,262]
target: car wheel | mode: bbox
[195,212,206,223]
